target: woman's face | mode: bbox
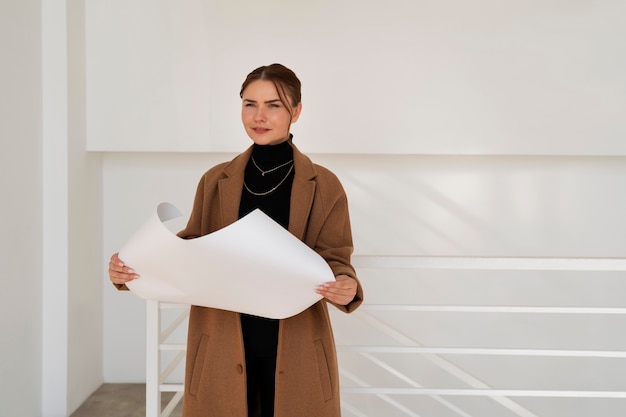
[241,80,301,145]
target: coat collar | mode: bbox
[218,141,317,240]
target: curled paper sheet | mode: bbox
[119,202,334,319]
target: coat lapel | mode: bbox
[288,144,317,241]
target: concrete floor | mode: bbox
[70,384,182,417]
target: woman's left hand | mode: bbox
[317,275,357,306]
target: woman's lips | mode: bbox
[252,127,270,134]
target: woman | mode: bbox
[109,63,364,417]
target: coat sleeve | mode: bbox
[176,174,207,240]
[313,175,364,314]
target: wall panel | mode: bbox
[86,0,626,154]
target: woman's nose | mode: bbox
[254,107,266,121]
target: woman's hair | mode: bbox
[240,64,302,118]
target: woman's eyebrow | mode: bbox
[242,98,281,104]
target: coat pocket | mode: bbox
[189,333,210,396]
[314,339,333,402]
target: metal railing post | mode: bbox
[146,299,160,417]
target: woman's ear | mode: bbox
[291,102,303,123]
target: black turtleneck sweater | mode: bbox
[239,140,295,357]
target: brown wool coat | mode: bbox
[173,143,363,417]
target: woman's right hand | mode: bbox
[108,252,140,285]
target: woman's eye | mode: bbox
[244,103,255,107]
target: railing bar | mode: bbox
[146,300,160,417]
[341,388,626,398]
[159,384,184,392]
[357,305,626,314]
[338,346,626,358]
[352,255,626,271]
[160,343,187,351]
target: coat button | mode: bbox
[236,364,244,374]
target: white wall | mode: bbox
[67,0,104,412]
[0,1,43,416]
[85,0,626,155]
[0,1,104,416]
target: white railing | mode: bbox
[145,256,626,417]
[146,300,187,417]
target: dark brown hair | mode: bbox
[240,63,302,118]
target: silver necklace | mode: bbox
[244,164,294,196]
[251,155,294,176]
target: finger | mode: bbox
[329,281,355,291]
[110,253,124,267]
[319,291,352,305]
[320,279,356,293]
[109,271,138,284]
[108,253,139,283]
[109,254,138,274]
[316,282,357,305]
[108,264,137,278]
[110,253,131,270]
[318,285,352,297]
[110,269,139,279]
[332,275,357,287]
